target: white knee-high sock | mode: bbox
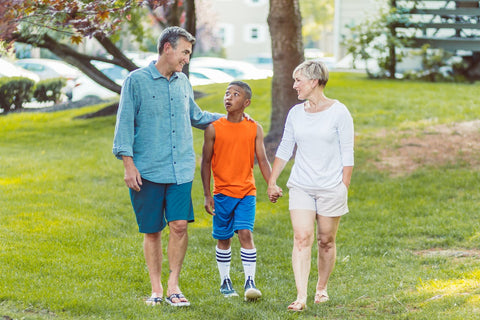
[241,247,257,284]
[216,246,232,283]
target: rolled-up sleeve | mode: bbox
[112,76,136,159]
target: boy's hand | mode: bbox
[204,195,215,215]
[267,185,283,203]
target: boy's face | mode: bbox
[224,85,250,113]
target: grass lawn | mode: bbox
[1,73,480,319]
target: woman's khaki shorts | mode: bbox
[288,182,349,217]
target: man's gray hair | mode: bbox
[293,60,329,87]
[157,26,196,55]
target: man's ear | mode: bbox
[244,99,251,108]
[163,42,173,53]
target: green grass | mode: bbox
[1,74,480,319]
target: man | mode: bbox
[112,26,222,307]
[201,81,274,301]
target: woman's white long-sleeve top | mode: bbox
[275,101,354,190]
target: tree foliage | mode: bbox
[342,3,412,78]
[299,0,334,46]
[0,0,193,93]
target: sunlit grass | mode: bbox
[1,74,480,319]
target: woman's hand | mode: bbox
[267,184,283,203]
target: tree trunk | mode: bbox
[266,0,304,160]
[183,0,196,76]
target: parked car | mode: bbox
[14,58,82,80]
[0,58,40,82]
[91,61,129,85]
[189,67,234,86]
[71,61,129,102]
[189,57,273,80]
[15,58,83,101]
[244,53,273,70]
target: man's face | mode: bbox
[166,37,193,73]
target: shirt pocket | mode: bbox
[140,89,169,118]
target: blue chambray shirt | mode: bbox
[112,61,222,184]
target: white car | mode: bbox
[189,57,273,80]
[189,67,234,86]
[0,58,40,82]
[14,58,82,81]
[71,61,128,102]
[71,75,119,102]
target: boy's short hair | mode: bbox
[228,81,252,100]
[157,26,196,55]
[293,60,329,87]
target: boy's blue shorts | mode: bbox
[129,179,194,234]
[212,194,256,240]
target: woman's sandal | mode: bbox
[287,300,306,312]
[314,289,329,304]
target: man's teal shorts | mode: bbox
[129,179,194,233]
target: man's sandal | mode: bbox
[145,296,163,306]
[287,300,306,312]
[314,289,329,303]
[165,293,190,307]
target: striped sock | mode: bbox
[241,247,257,284]
[216,246,232,284]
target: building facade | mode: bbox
[211,0,271,61]
[333,0,380,60]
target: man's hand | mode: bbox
[123,156,142,192]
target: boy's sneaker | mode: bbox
[244,277,262,301]
[220,278,239,297]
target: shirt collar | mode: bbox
[147,61,179,81]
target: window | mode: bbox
[244,24,266,43]
[218,24,234,47]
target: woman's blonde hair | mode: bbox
[293,60,329,87]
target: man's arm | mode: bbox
[201,124,216,215]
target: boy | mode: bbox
[201,81,273,301]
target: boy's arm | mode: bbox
[255,123,273,185]
[201,124,216,215]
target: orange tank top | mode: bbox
[212,117,257,198]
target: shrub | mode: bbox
[0,77,35,113]
[33,77,67,103]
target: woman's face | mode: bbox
[293,71,317,100]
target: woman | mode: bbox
[267,60,354,311]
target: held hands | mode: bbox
[267,184,283,203]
